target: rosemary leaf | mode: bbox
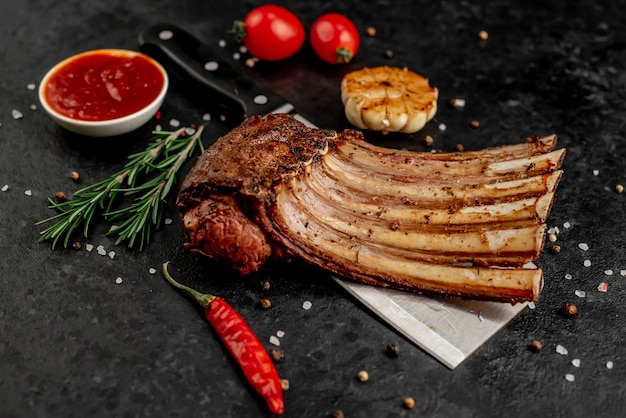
[37,126,204,250]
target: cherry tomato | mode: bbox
[310,13,360,64]
[233,5,305,61]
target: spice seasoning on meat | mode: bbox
[389,219,402,231]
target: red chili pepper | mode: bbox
[162,262,284,415]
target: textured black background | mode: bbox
[1,1,625,417]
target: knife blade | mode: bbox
[138,23,528,369]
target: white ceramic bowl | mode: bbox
[39,49,168,137]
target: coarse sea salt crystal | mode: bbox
[302,301,312,310]
[583,259,592,267]
[593,169,599,176]
[571,359,581,367]
[169,119,180,127]
[276,330,285,338]
[597,282,608,292]
[164,218,173,225]
[565,374,575,382]
[563,221,571,229]
[218,39,226,47]
[158,30,173,40]
[575,290,586,298]
[97,245,106,256]
[24,189,32,196]
[269,335,280,346]
[148,268,157,275]
[108,251,115,259]
[30,104,37,111]
[606,361,614,369]
[185,127,196,136]
[565,273,573,280]
[438,123,447,131]
[27,83,36,90]
[115,277,123,285]
[604,270,613,276]
[12,109,23,119]
[450,98,466,108]
[1,184,8,192]
[578,243,589,251]
[556,344,568,355]
[202,113,211,121]
[528,302,536,310]
[85,243,94,252]
[621,270,626,277]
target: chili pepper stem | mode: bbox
[162,261,215,308]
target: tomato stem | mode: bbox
[230,20,247,43]
[162,261,215,308]
[336,47,354,64]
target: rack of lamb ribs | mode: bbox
[176,113,565,303]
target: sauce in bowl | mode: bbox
[42,49,165,121]
[39,49,168,136]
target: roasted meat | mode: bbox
[177,114,565,303]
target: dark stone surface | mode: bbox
[1,0,625,417]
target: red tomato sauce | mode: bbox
[43,50,165,121]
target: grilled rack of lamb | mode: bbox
[176,114,565,303]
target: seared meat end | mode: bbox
[182,196,271,275]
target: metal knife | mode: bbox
[138,23,528,369]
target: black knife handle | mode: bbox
[138,23,291,119]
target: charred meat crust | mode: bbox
[177,114,339,212]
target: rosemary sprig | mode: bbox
[37,125,205,250]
